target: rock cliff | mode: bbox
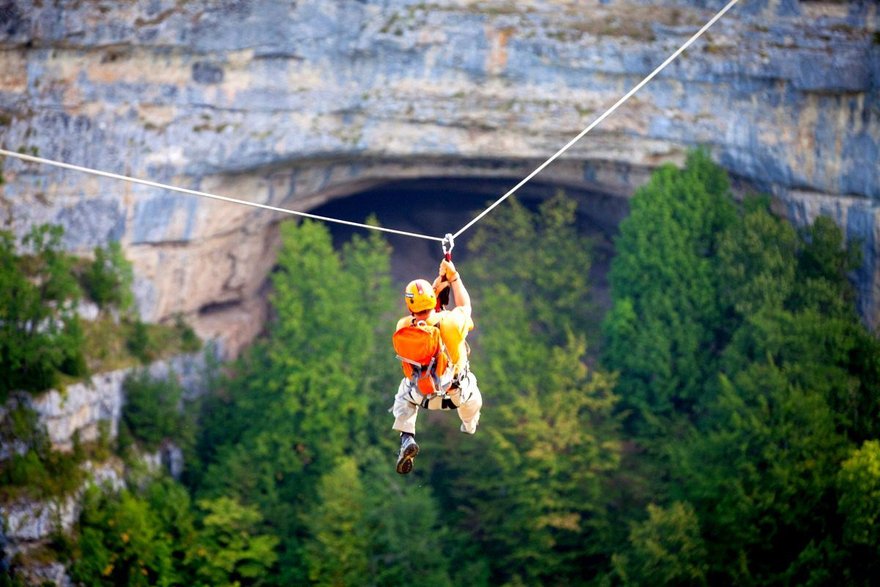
[0,0,877,353]
[0,353,204,583]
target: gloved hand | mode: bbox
[432,275,449,295]
[439,259,459,282]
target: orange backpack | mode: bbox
[392,319,450,396]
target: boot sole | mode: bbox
[395,441,420,475]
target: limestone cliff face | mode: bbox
[0,0,878,353]
[0,353,203,583]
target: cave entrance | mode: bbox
[309,176,627,312]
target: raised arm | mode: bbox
[437,259,471,319]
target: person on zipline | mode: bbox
[391,258,482,475]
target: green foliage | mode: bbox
[69,479,194,586]
[189,496,279,587]
[448,193,622,585]
[837,440,880,548]
[174,313,202,353]
[0,404,85,500]
[301,457,369,585]
[716,197,798,318]
[603,150,736,429]
[465,191,596,345]
[126,319,159,364]
[120,371,187,452]
[359,449,456,586]
[602,151,880,584]
[612,502,708,586]
[70,485,180,586]
[0,225,87,398]
[39,155,880,586]
[194,219,397,584]
[673,364,847,582]
[81,241,135,313]
[0,446,85,501]
[795,216,861,312]
[716,206,880,445]
[68,477,278,587]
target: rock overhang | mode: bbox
[0,0,878,350]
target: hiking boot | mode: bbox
[396,434,419,475]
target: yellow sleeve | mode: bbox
[438,308,473,368]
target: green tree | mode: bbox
[195,220,397,584]
[665,197,877,583]
[602,150,735,430]
[188,496,279,587]
[120,371,187,453]
[836,440,880,580]
[673,365,846,583]
[71,484,180,587]
[301,457,370,586]
[0,404,85,499]
[360,449,456,587]
[0,225,86,397]
[446,193,621,584]
[612,502,708,586]
[794,215,862,316]
[716,196,798,319]
[718,202,880,442]
[465,192,595,344]
[601,153,880,585]
[81,241,135,313]
[464,306,620,584]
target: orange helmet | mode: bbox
[404,279,436,313]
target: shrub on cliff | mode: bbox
[80,241,135,314]
[0,404,85,500]
[0,225,87,399]
[120,371,192,454]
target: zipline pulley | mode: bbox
[436,233,455,311]
[442,233,455,261]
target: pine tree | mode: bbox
[194,219,398,584]
[189,495,279,587]
[301,457,370,586]
[446,194,621,584]
[612,502,708,586]
[836,440,880,584]
[603,150,735,431]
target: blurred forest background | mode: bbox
[3,151,880,586]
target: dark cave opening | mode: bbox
[309,176,626,313]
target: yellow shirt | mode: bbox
[395,307,474,372]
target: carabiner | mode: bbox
[442,233,455,259]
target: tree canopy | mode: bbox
[8,152,880,586]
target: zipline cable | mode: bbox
[0,148,444,243]
[451,0,740,240]
[0,0,738,247]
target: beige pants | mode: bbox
[391,371,482,435]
